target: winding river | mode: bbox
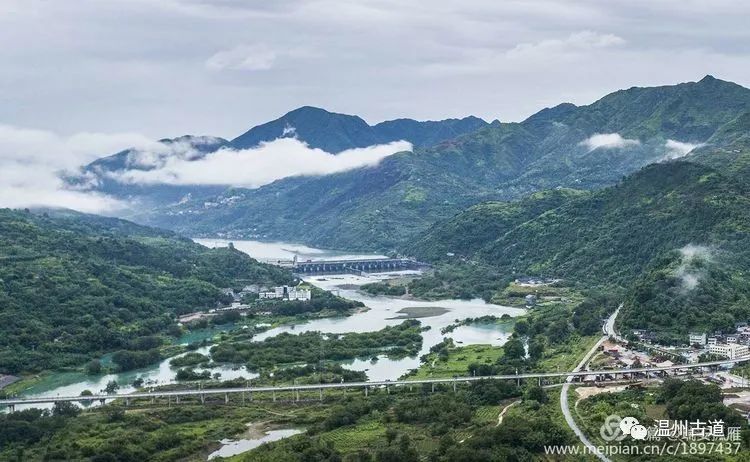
[11,239,523,408]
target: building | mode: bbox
[258,285,312,301]
[689,332,707,346]
[707,336,719,346]
[524,294,537,307]
[726,335,738,344]
[287,287,311,301]
[708,343,750,359]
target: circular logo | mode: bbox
[600,414,626,442]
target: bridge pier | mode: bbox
[200,394,205,404]
[453,380,456,393]
[8,404,14,412]
[176,396,180,404]
[272,390,276,402]
[364,386,368,397]
[319,388,323,401]
[431,383,435,393]
[224,393,229,404]
[296,388,300,402]
[125,398,130,406]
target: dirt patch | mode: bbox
[575,385,627,400]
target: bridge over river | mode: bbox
[260,257,430,275]
[2,356,748,411]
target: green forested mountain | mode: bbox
[73,108,488,208]
[230,106,488,152]
[0,209,292,374]
[144,76,750,250]
[408,159,750,339]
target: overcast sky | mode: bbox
[2,0,750,140]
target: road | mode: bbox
[560,307,620,462]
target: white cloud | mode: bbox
[579,133,640,151]
[205,44,277,71]
[0,124,152,212]
[123,136,224,169]
[675,244,713,292]
[507,30,625,59]
[663,139,704,160]
[110,137,411,187]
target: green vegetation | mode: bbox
[360,281,407,296]
[441,315,512,334]
[169,352,210,368]
[409,159,750,338]
[407,289,615,383]
[0,208,292,375]
[408,343,504,380]
[210,320,424,370]
[252,286,363,316]
[0,377,581,461]
[144,76,750,252]
[576,380,749,460]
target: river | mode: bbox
[11,239,523,408]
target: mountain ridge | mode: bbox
[139,75,750,250]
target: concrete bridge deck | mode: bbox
[2,356,747,410]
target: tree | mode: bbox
[52,401,80,418]
[524,385,548,404]
[503,338,525,360]
[385,428,398,445]
[104,380,119,394]
[528,336,545,360]
[85,359,102,375]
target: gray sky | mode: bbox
[3,0,750,140]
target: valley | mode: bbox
[4,76,750,461]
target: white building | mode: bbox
[258,285,312,301]
[707,336,718,346]
[287,287,312,301]
[689,332,707,346]
[708,343,750,359]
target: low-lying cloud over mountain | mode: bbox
[580,133,641,151]
[0,122,410,212]
[108,138,412,187]
[663,139,704,160]
[0,124,154,212]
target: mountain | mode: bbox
[408,159,750,339]
[230,106,488,152]
[0,208,292,374]
[70,135,231,207]
[142,76,750,250]
[72,109,488,208]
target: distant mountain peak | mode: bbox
[230,107,487,153]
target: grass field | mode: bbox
[406,344,503,379]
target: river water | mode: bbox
[11,239,522,408]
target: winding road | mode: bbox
[559,306,620,462]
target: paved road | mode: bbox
[561,307,620,462]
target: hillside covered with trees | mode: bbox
[408,157,750,338]
[0,209,292,374]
